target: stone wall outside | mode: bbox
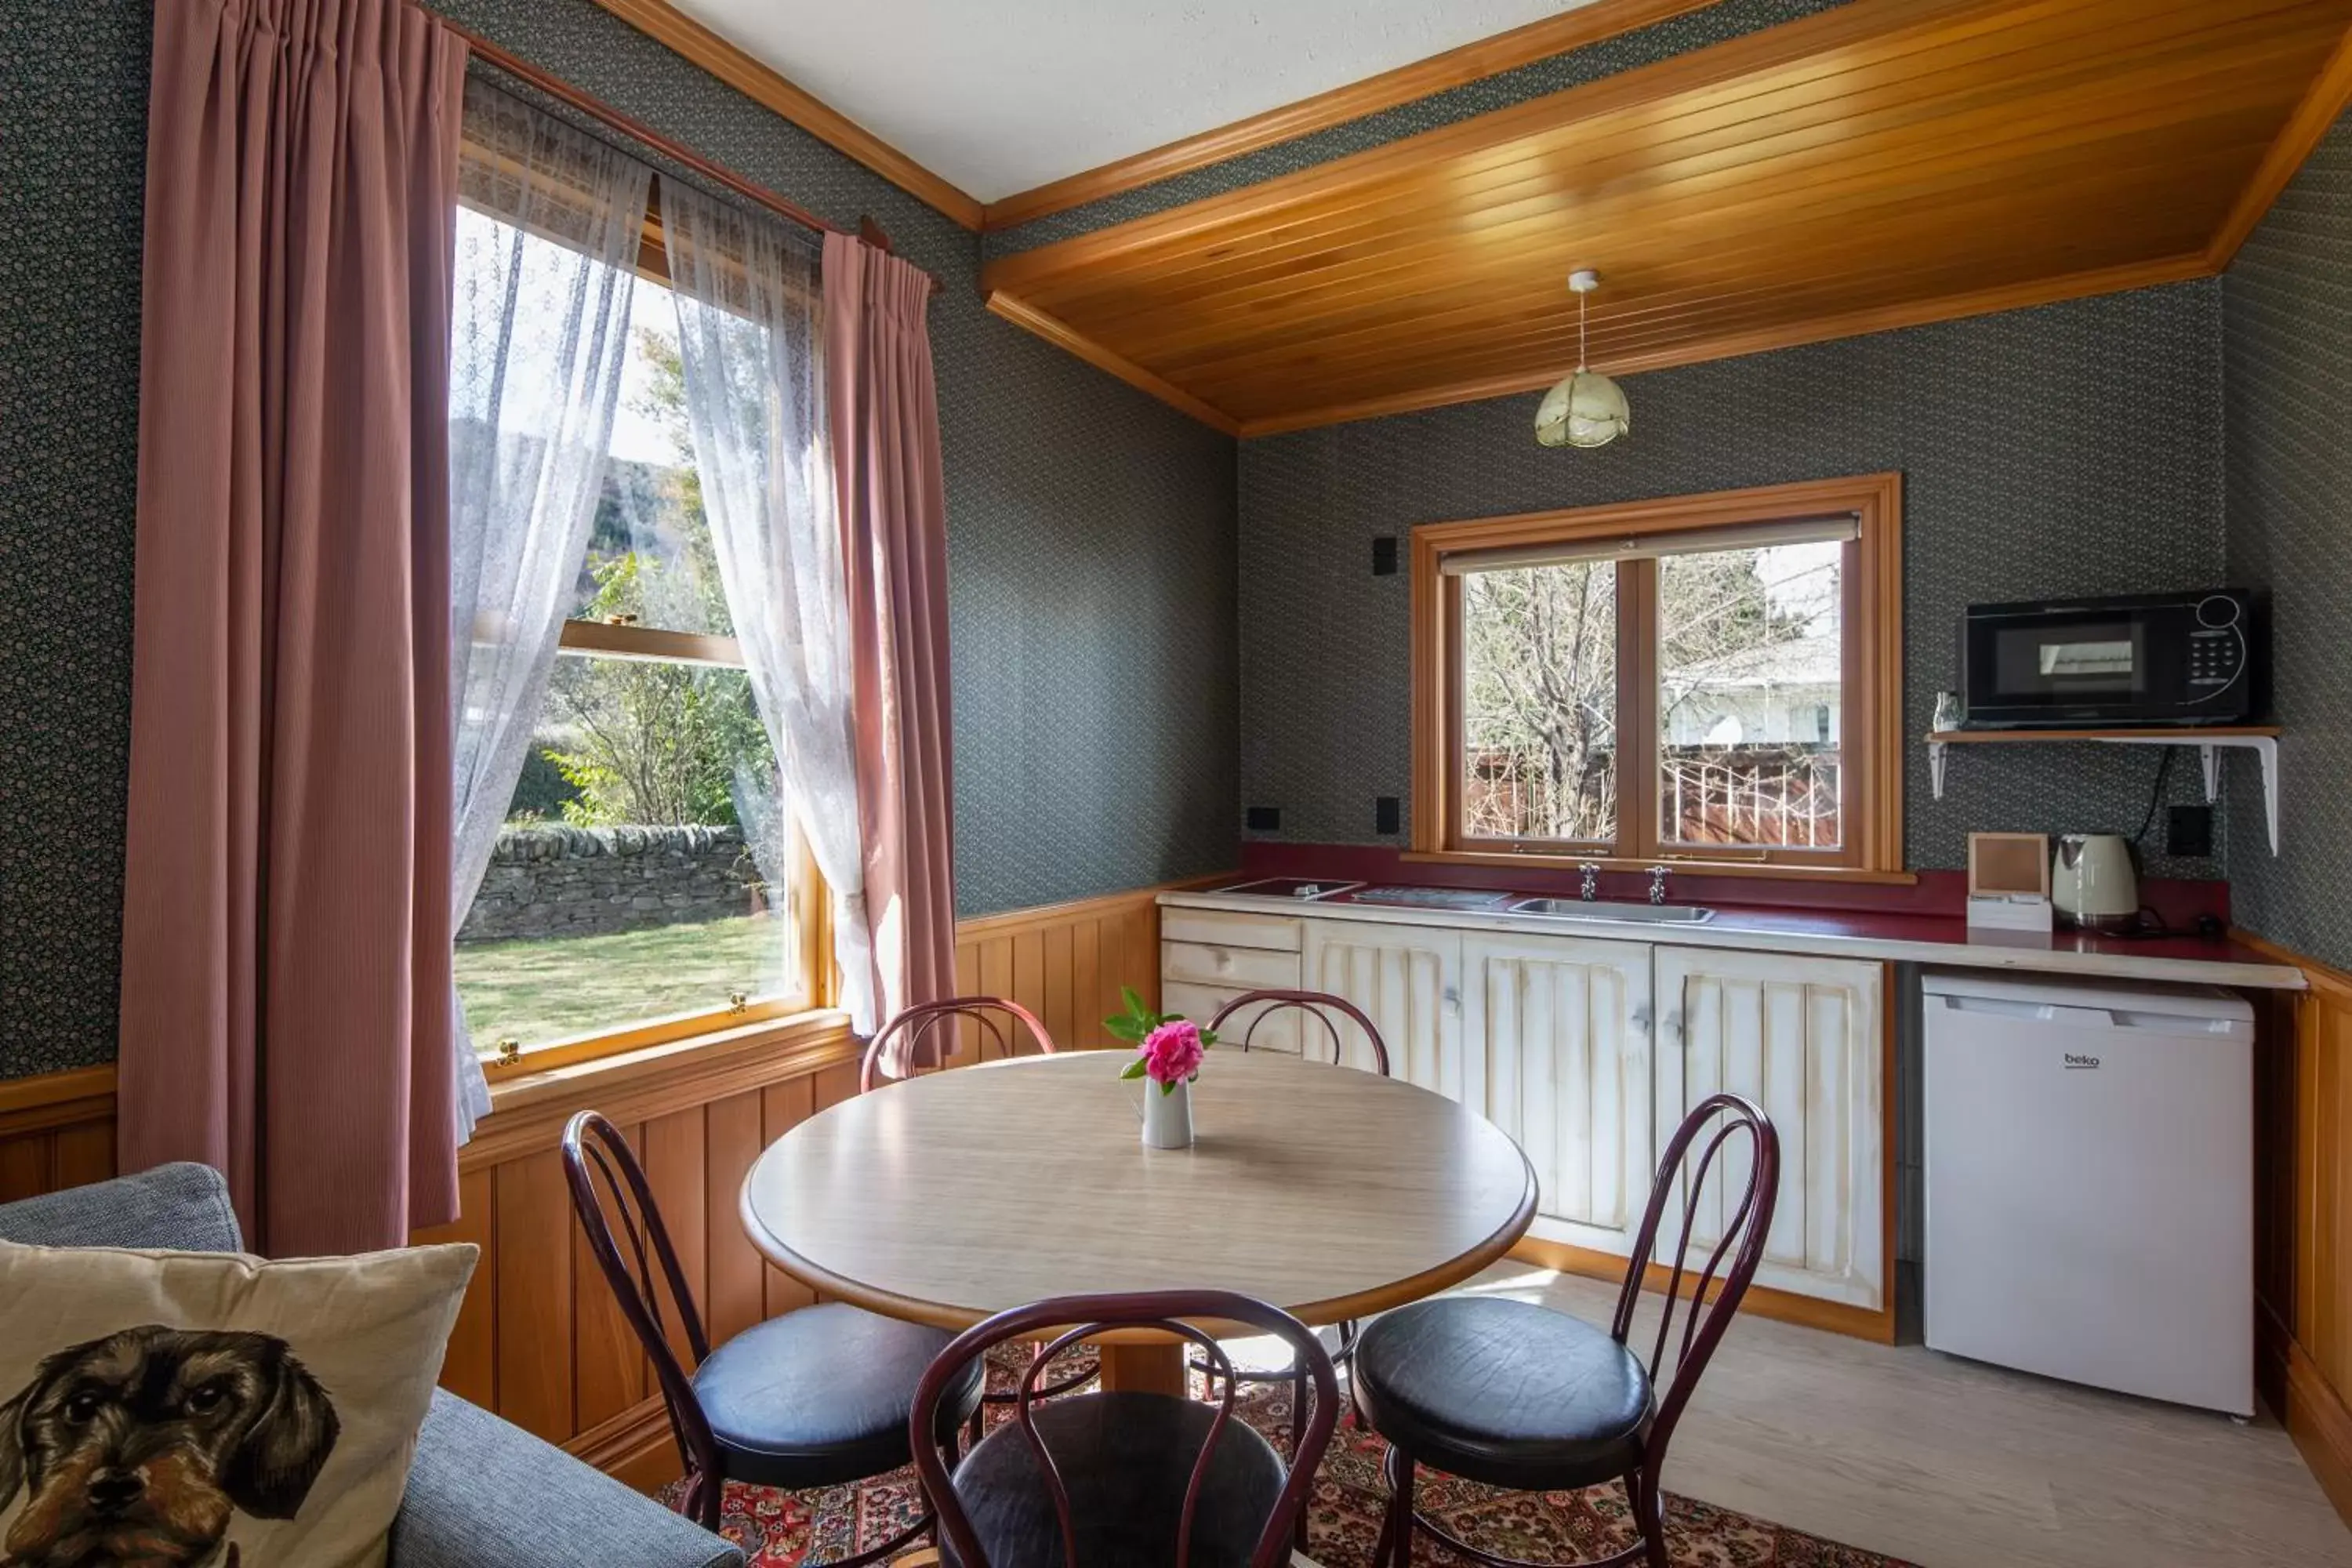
[459,824,765,943]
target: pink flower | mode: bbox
[1138,1019,1206,1087]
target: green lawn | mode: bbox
[455,914,784,1046]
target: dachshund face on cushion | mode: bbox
[0,1325,339,1567]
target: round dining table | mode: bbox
[739,1047,1537,1393]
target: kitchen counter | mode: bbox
[1159,884,2304,990]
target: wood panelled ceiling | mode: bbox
[978,0,2352,437]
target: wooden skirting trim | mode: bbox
[0,1065,116,1137]
[564,1395,683,1496]
[983,292,1241,435]
[579,0,984,230]
[1512,1235,1899,1346]
[2262,1305,2352,1526]
[978,0,1718,231]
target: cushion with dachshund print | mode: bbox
[0,1236,476,1568]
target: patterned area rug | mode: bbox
[666,1348,1915,1566]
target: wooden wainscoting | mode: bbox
[0,873,1209,1494]
[2241,930,2352,1528]
[952,873,1225,1053]
[0,1065,116,1203]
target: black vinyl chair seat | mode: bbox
[942,1391,1286,1568]
[694,1301,985,1489]
[1351,1296,1653,1493]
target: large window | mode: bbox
[449,139,820,1075]
[1412,476,1904,879]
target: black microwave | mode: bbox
[1959,590,2263,729]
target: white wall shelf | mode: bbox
[1925,728,2281,855]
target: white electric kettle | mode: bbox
[2051,833,2139,932]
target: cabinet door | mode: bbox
[1298,920,1465,1092]
[1653,946,1886,1314]
[1462,934,1653,1257]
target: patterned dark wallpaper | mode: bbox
[0,3,151,1080]
[0,0,1238,1076]
[1236,284,2230,876]
[983,0,1851,258]
[2223,111,2352,971]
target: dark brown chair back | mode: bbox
[1206,988,1392,1076]
[909,1290,1338,1568]
[860,995,1058,1091]
[561,1110,724,1528]
[1610,1093,1780,1466]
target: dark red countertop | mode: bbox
[1219,842,2288,984]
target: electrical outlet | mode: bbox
[1372,536,1399,575]
[1375,796,1401,834]
[1245,805,1281,832]
[2168,804,2213,858]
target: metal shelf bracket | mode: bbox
[1926,732,2279,855]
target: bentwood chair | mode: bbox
[1350,1094,1780,1568]
[860,997,1091,1413]
[909,1290,1339,1568]
[1200,989,1392,1472]
[562,1111,985,1564]
[860,996,1058,1092]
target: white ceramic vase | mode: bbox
[1141,1078,1195,1149]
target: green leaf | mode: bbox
[1119,1059,1148,1080]
[1120,985,1149,1018]
[1160,1077,1179,1095]
[1105,1016,1145,1042]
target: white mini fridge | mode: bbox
[1922,968,2253,1416]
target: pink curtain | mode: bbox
[118,0,467,1254]
[822,234,958,1024]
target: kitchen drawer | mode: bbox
[1162,939,1301,991]
[1160,981,1301,1054]
[1160,908,1302,953]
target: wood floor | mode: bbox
[1461,1261,2352,1568]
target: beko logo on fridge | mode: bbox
[2063,1052,2101,1070]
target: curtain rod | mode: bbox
[437,18,943,296]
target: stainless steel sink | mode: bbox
[1510,897,1716,925]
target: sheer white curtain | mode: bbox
[659,179,874,1032]
[445,79,654,1131]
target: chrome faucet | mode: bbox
[1648,865,1669,906]
[1579,862,1600,902]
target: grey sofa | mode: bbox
[0,1162,745,1568]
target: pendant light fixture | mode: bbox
[1535,269,1629,448]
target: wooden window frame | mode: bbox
[1409,474,1906,884]
[467,189,831,1077]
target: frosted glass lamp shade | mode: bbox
[1534,368,1631,448]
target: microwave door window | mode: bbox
[1995,622,2143,697]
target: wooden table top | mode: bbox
[739,1049,1537,1330]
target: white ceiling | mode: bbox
[669,0,1598,202]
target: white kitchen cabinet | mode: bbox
[1156,909,1303,1053]
[1298,920,1464,1089]
[1461,933,1654,1258]
[1653,945,1886,1315]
